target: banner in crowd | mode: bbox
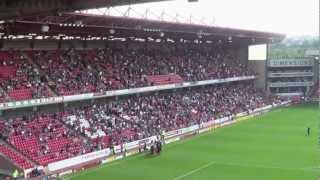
[125,136,157,150]
[63,93,94,102]
[104,156,116,164]
[0,97,63,110]
[113,145,122,154]
[213,116,231,125]
[235,112,248,118]
[125,149,139,157]
[235,115,252,122]
[48,148,111,172]
[164,129,182,139]
[164,124,199,139]
[253,105,272,113]
[181,124,199,134]
[200,119,215,129]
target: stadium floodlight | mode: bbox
[75,20,83,26]
[41,25,50,32]
[109,29,116,34]
[227,36,232,43]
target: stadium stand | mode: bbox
[0,46,255,99]
[0,114,95,166]
[0,82,273,168]
[0,51,52,101]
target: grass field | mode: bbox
[67,103,319,180]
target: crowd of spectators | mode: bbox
[0,82,274,167]
[29,46,254,96]
[0,114,96,166]
[0,45,255,101]
[31,49,102,95]
[0,51,52,101]
[65,82,270,148]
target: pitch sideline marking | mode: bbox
[215,161,315,172]
[173,161,216,180]
[171,161,318,180]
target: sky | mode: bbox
[85,0,319,37]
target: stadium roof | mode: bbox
[0,0,170,20]
[0,12,285,45]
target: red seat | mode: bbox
[0,144,33,169]
[8,88,33,100]
[147,74,184,86]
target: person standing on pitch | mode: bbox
[306,127,310,136]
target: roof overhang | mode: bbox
[0,13,285,46]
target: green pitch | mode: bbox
[66,103,319,180]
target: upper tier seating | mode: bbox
[147,74,184,85]
[0,66,17,78]
[0,46,255,102]
[8,88,33,101]
[28,47,254,96]
[0,51,52,101]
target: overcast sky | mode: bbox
[87,0,319,37]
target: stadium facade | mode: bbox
[267,58,317,96]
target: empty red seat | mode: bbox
[8,88,33,100]
[0,144,33,169]
[0,66,17,78]
[147,74,184,86]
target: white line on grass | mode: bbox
[215,161,317,172]
[173,161,216,180]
